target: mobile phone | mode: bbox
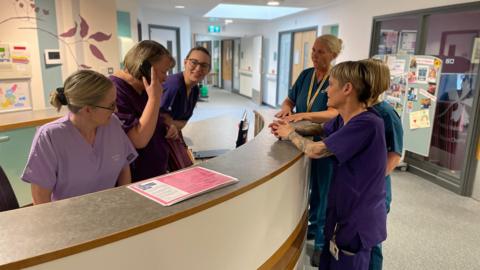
[139,60,152,84]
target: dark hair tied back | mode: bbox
[56,87,68,105]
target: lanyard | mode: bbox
[306,70,329,112]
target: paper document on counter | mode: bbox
[127,167,239,206]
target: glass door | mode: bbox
[406,9,480,190]
[276,32,292,105]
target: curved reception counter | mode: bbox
[0,110,310,270]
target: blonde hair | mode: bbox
[50,70,113,113]
[123,40,175,81]
[330,61,372,105]
[317,34,343,58]
[359,59,390,104]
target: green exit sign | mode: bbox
[208,25,221,33]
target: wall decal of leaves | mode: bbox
[79,16,89,38]
[89,32,112,42]
[5,0,112,69]
[59,22,77,37]
[89,44,107,62]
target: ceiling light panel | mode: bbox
[204,4,306,20]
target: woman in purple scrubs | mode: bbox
[270,61,387,270]
[22,70,137,204]
[160,46,211,171]
[110,40,175,181]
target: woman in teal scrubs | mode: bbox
[361,59,403,270]
[275,34,342,266]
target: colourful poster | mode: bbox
[0,44,10,63]
[0,81,31,113]
[409,110,430,129]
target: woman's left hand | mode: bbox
[268,120,295,140]
[165,124,179,140]
[283,113,305,123]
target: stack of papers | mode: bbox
[128,167,239,206]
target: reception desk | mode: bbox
[0,110,309,270]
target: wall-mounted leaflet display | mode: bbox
[0,43,32,80]
[374,54,442,157]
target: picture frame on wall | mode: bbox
[0,79,32,113]
[378,29,398,54]
[398,30,417,54]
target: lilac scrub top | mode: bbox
[22,114,138,201]
[110,75,170,182]
[322,108,387,249]
[161,72,199,121]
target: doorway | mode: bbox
[148,25,181,73]
[276,27,317,106]
[221,39,234,91]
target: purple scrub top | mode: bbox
[161,72,199,121]
[22,115,137,201]
[322,108,387,249]
[110,75,170,182]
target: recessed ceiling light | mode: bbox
[175,5,185,9]
[225,19,233,24]
[267,1,280,6]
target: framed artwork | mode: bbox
[378,30,398,54]
[0,80,32,113]
[398,30,417,54]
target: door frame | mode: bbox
[148,24,181,73]
[276,26,317,106]
[232,38,241,93]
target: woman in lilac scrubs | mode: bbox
[270,61,387,270]
[22,70,137,204]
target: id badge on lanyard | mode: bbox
[306,71,329,112]
[329,223,340,261]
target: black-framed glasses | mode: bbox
[187,58,211,71]
[91,102,116,112]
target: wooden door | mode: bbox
[221,39,233,90]
[290,30,317,86]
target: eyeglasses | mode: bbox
[92,102,116,112]
[187,58,211,71]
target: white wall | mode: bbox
[116,0,140,63]
[259,0,479,106]
[56,0,120,77]
[139,8,191,70]
[0,5,45,109]
[116,0,140,43]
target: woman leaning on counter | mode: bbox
[22,70,137,204]
[160,46,211,171]
[270,61,388,270]
[276,34,343,265]
[110,40,175,182]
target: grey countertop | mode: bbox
[0,109,303,268]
